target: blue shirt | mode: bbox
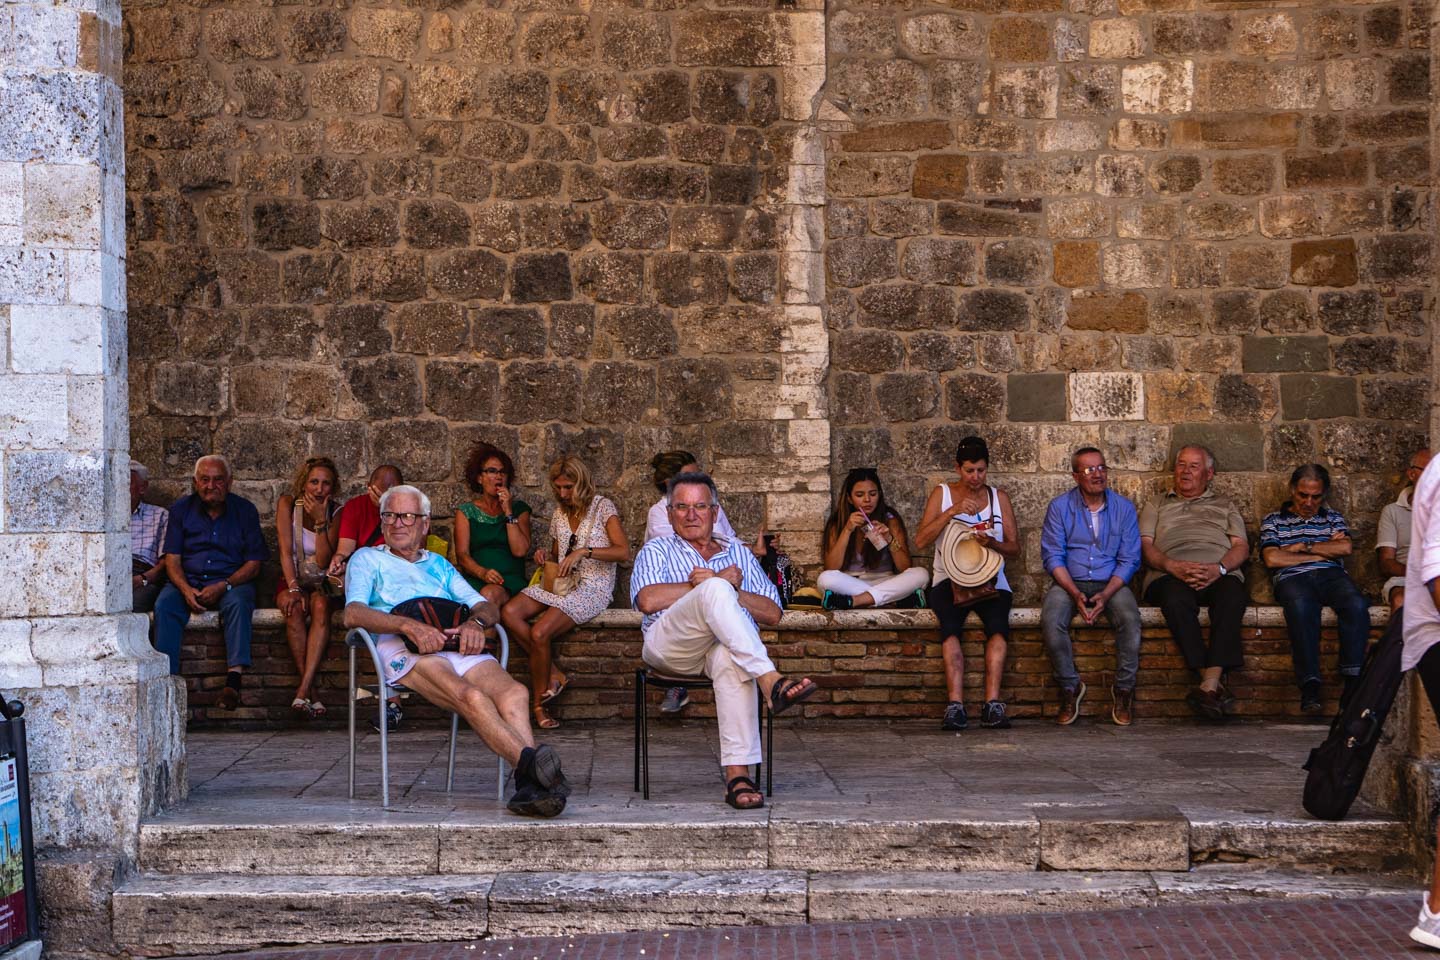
[162,493,268,587]
[1259,504,1349,584]
[1040,488,1141,585]
[630,534,780,633]
[344,546,486,613]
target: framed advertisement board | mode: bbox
[0,756,25,949]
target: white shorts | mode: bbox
[375,635,496,687]
[1384,576,1406,601]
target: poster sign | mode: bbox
[0,756,25,949]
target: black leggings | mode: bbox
[1417,643,1440,716]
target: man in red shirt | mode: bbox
[330,464,404,576]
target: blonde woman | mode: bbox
[501,456,631,728]
[276,456,341,719]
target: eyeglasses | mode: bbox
[670,503,715,515]
[480,468,506,476]
[380,511,427,526]
[1076,464,1108,476]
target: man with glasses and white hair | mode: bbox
[153,455,268,707]
[342,484,569,817]
[630,471,817,810]
[1140,445,1251,721]
[1039,446,1143,726]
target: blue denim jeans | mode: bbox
[1040,581,1142,691]
[1273,566,1370,688]
[153,581,256,675]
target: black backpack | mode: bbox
[1302,614,1405,821]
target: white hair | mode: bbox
[379,484,431,517]
[130,461,150,482]
[194,454,230,477]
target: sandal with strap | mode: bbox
[291,697,314,720]
[768,676,818,715]
[307,698,327,719]
[724,775,764,810]
[540,674,569,705]
[532,704,560,730]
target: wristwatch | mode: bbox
[1216,562,1228,576]
[505,514,518,524]
[224,580,233,592]
[139,576,149,587]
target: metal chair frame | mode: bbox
[347,625,510,807]
[633,667,771,800]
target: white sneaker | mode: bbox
[1410,896,1440,949]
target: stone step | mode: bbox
[112,867,1422,955]
[137,802,1411,876]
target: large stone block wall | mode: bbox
[122,0,829,567]
[821,0,1431,603]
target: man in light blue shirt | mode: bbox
[1039,447,1143,726]
[630,472,816,810]
[343,484,568,818]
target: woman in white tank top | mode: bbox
[914,436,1021,733]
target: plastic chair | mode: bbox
[633,666,769,800]
[347,625,510,807]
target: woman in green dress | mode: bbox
[453,442,532,607]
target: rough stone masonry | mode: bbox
[121,0,1430,606]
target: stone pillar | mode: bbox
[0,0,184,952]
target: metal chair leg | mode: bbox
[379,684,391,809]
[347,647,357,800]
[766,699,773,797]
[446,712,459,793]
[633,669,642,793]
[641,674,650,800]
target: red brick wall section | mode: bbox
[181,611,1378,727]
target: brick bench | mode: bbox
[177,605,1390,728]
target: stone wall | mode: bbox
[821,0,1432,602]
[122,0,829,570]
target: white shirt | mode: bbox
[1402,460,1440,670]
[1377,488,1414,564]
[644,496,739,544]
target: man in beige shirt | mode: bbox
[1140,445,1250,721]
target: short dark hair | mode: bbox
[651,450,699,494]
[955,436,989,467]
[1070,446,1104,472]
[464,442,514,492]
[666,471,719,506]
[1290,462,1331,494]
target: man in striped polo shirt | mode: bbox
[1260,463,1371,715]
[630,471,817,810]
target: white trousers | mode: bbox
[817,567,929,607]
[641,578,776,766]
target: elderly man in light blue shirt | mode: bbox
[1039,446,1143,727]
[343,484,568,818]
[630,471,816,811]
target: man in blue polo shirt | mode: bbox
[154,454,268,708]
[1039,446,1143,727]
[1261,463,1370,715]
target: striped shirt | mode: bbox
[629,534,779,634]
[131,502,169,567]
[1259,504,1349,584]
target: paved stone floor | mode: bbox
[196,896,1425,959]
[183,719,1377,823]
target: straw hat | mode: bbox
[938,521,1003,587]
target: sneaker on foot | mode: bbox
[660,685,690,714]
[506,780,566,818]
[369,701,403,733]
[941,701,967,731]
[980,699,1012,729]
[822,590,853,611]
[1412,896,1440,950]
[529,743,571,798]
[897,589,927,609]
[217,686,240,710]
[1300,679,1323,715]
[1056,682,1086,726]
[1111,686,1134,726]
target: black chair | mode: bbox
[633,667,771,800]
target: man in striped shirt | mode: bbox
[630,471,816,810]
[1260,463,1370,715]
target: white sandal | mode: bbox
[291,697,314,719]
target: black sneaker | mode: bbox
[506,779,566,818]
[529,744,571,798]
[368,701,403,733]
[941,701,967,731]
[981,700,1012,729]
[1300,679,1323,715]
[895,589,927,610]
[822,590,853,611]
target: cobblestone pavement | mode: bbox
[198,896,1425,959]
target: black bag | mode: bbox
[1302,615,1405,821]
[390,596,472,654]
[758,536,797,608]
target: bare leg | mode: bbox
[983,633,1006,702]
[283,602,310,702]
[941,636,965,702]
[1392,586,1407,614]
[525,608,577,726]
[401,657,534,766]
[1200,665,1223,692]
[1430,821,1440,912]
[481,584,509,608]
[502,594,549,704]
[296,591,330,702]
